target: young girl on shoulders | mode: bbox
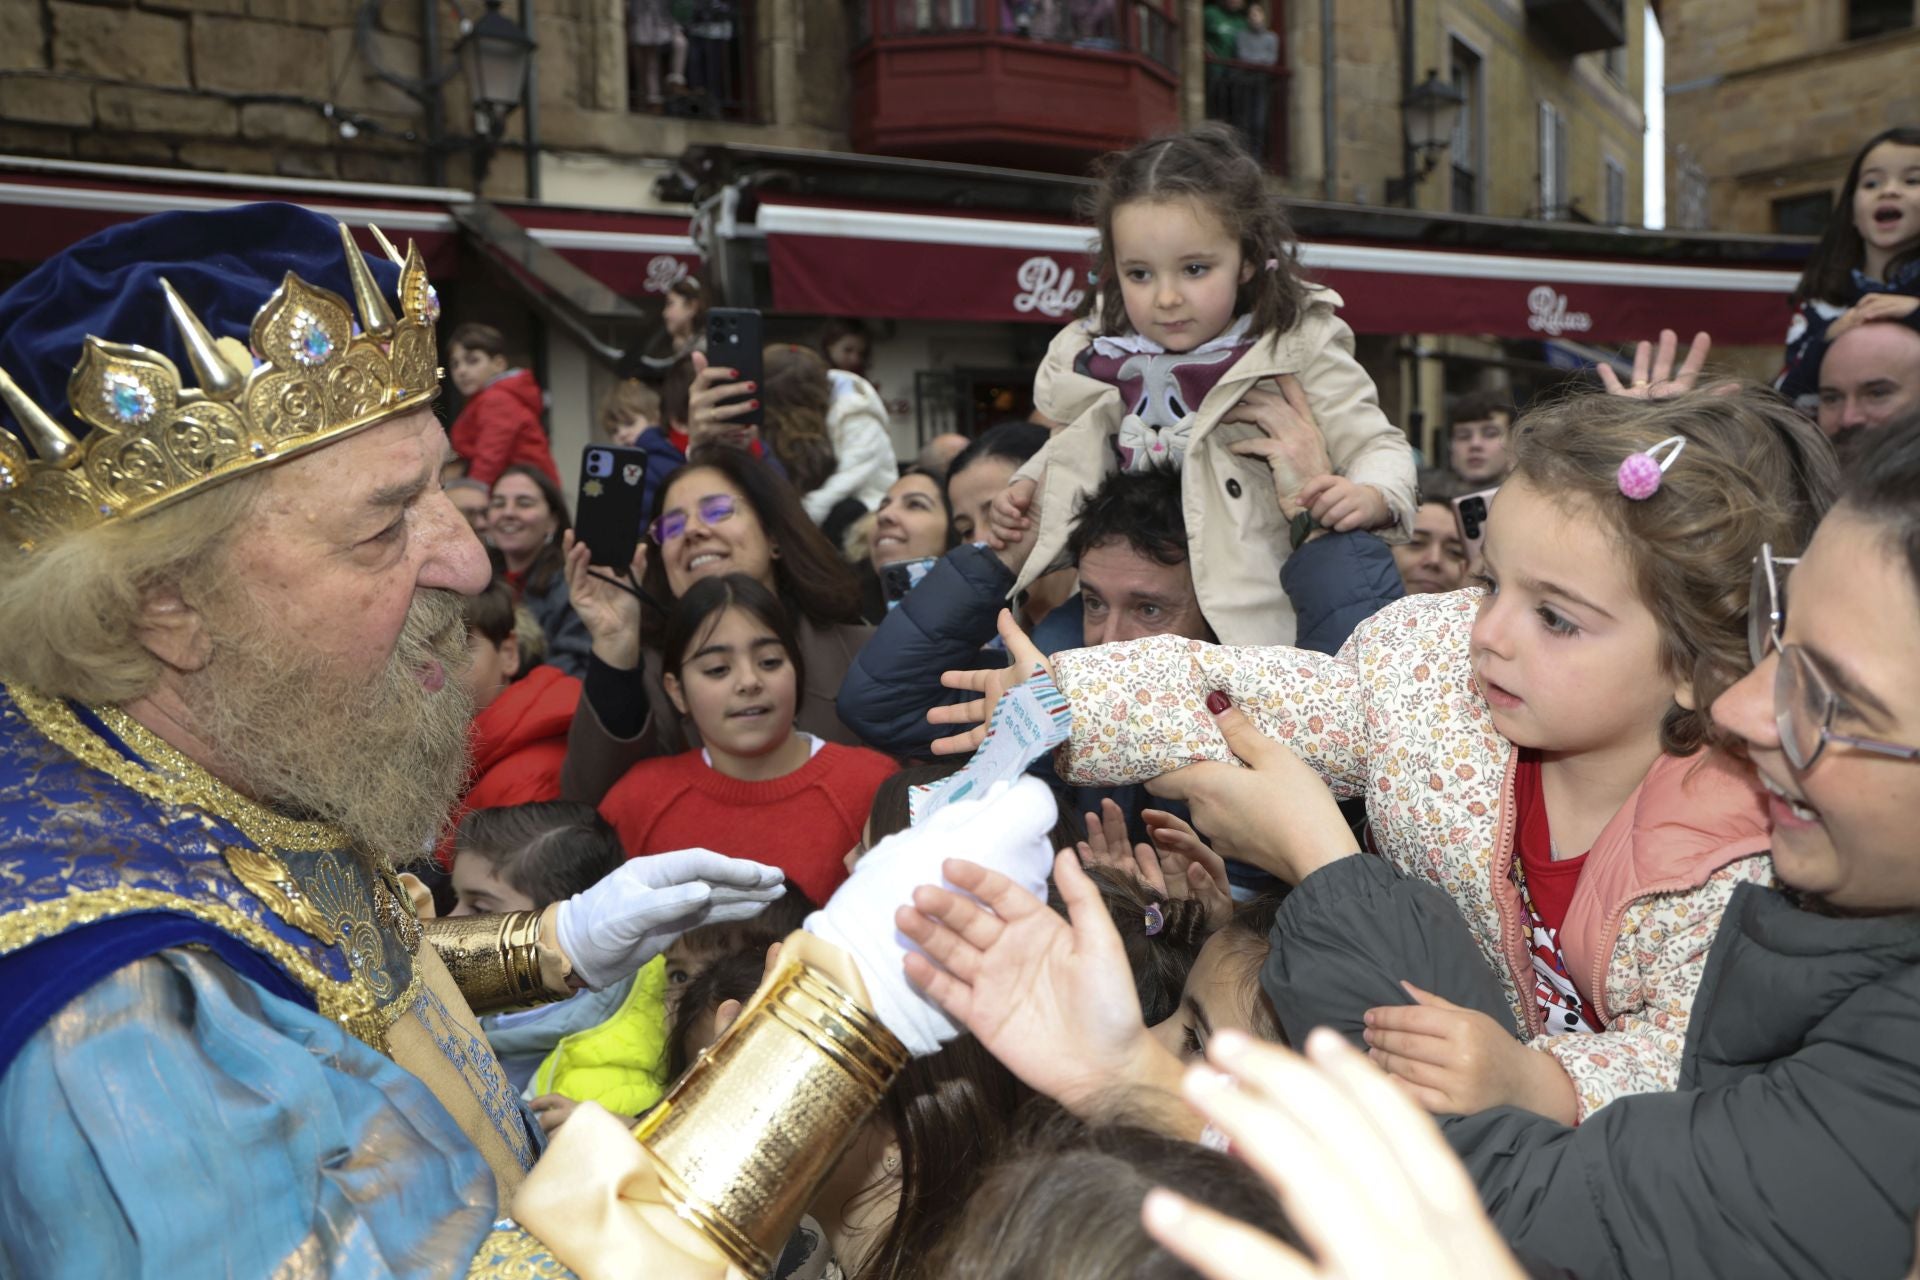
[952,386,1837,1124]
[1776,125,1920,405]
[988,123,1416,647]
[599,573,897,907]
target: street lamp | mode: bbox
[455,0,537,185]
[1386,68,1467,207]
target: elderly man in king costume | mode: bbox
[0,205,818,1275]
[0,203,1068,1280]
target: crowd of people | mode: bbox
[0,121,1917,1279]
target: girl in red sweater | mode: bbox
[599,573,897,905]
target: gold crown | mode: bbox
[0,224,440,555]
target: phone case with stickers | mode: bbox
[575,443,655,570]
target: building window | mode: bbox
[1604,156,1627,225]
[1773,191,1834,237]
[1848,0,1912,40]
[1538,101,1569,219]
[1601,45,1625,83]
[1450,39,1483,214]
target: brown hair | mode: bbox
[666,275,707,329]
[1509,385,1839,755]
[597,377,661,438]
[661,571,807,696]
[447,322,508,359]
[924,1115,1295,1280]
[1837,411,1920,608]
[1793,125,1920,306]
[1447,387,1516,429]
[661,355,698,429]
[1209,892,1287,1044]
[760,344,839,495]
[1080,123,1310,342]
[461,575,518,646]
[856,1036,1044,1280]
[454,802,625,909]
[1052,865,1207,1026]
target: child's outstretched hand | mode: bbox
[986,476,1038,551]
[1363,983,1578,1123]
[1298,475,1390,533]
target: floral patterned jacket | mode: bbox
[1049,589,1776,1120]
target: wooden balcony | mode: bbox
[849,0,1182,173]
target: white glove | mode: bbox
[807,777,1056,1055]
[556,848,786,990]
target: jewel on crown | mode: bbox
[0,223,442,555]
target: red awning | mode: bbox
[757,200,1801,345]
[0,158,700,299]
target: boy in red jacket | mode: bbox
[440,577,581,866]
[446,322,561,487]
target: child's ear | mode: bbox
[499,631,521,676]
[1674,679,1698,712]
[714,999,744,1038]
[1239,258,1256,286]
[663,672,688,717]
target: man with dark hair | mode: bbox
[1447,388,1516,486]
[1063,467,1211,645]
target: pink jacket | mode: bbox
[1050,589,1776,1119]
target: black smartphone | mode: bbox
[879,555,939,610]
[705,307,764,431]
[1451,486,1499,566]
[575,443,654,570]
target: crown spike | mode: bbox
[368,224,406,267]
[0,367,81,469]
[159,278,245,401]
[337,223,396,339]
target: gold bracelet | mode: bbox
[423,910,554,1015]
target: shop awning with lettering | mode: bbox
[0,156,702,301]
[754,198,1802,345]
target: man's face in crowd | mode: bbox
[169,409,491,856]
[1449,413,1512,485]
[1817,322,1920,438]
[1077,539,1211,645]
[1392,502,1470,595]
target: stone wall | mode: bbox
[1663,2,1919,234]
[1280,0,1645,222]
[0,0,849,196]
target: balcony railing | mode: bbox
[849,0,1183,169]
[1204,54,1288,174]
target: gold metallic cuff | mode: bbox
[634,950,908,1277]
[424,911,552,1015]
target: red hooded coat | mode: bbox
[448,368,560,487]
[440,663,582,867]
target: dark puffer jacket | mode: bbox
[1263,853,1920,1280]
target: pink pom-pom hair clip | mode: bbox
[1616,435,1688,500]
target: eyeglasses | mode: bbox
[649,493,737,545]
[1748,544,1920,771]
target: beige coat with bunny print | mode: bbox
[1015,287,1416,647]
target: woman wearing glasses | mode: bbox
[557,447,872,804]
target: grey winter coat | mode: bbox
[1263,853,1920,1280]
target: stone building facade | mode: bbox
[1661,0,1919,235]
[0,0,849,207]
[1281,0,1647,223]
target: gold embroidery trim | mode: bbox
[9,685,345,852]
[0,886,420,1050]
[464,1225,572,1278]
[4,683,419,1050]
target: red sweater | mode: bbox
[449,369,561,488]
[438,663,581,867]
[598,742,898,907]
